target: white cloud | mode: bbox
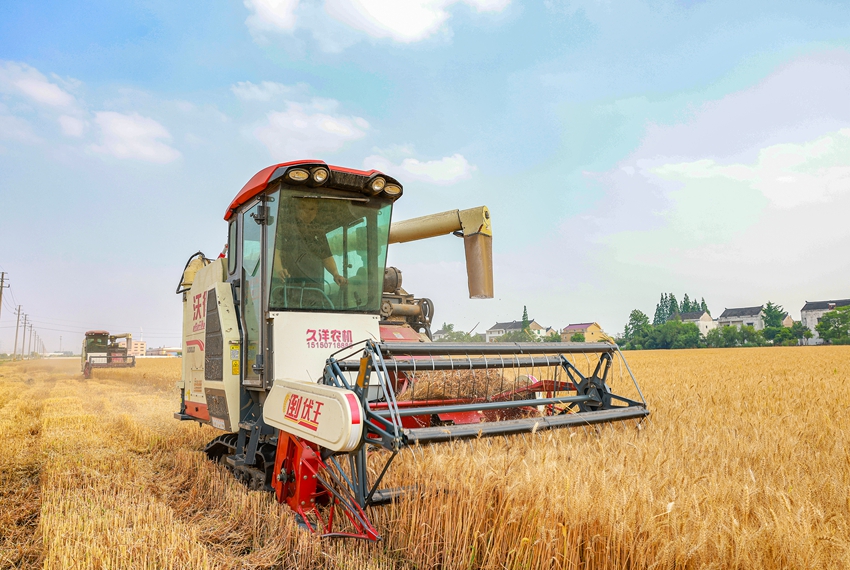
[231,80,306,101]
[58,115,86,137]
[253,100,369,158]
[90,111,181,163]
[364,152,475,184]
[653,129,850,209]
[0,114,40,143]
[244,0,300,33]
[0,61,76,108]
[244,0,510,44]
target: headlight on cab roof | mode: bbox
[383,184,401,196]
[370,177,386,192]
[312,168,329,183]
[288,169,309,182]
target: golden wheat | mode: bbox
[0,348,848,569]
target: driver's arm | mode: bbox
[323,256,347,286]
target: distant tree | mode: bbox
[667,293,679,321]
[763,301,785,328]
[815,306,850,344]
[739,325,765,346]
[700,298,709,316]
[543,331,562,342]
[570,332,586,342]
[623,309,650,342]
[439,322,483,342]
[681,294,692,314]
[521,306,530,332]
[789,321,813,343]
[671,323,701,349]
[721,325,740,347]
[704,328,725,348]
[641,320,700,349]
[762,326,781,342]
[501,329,536,343]
[772,327,794,345]
[653,294,668,326]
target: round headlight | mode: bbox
[383,184,401,196]
[288,169,309,182]
[370,177,386,192]
[312,168,329,183]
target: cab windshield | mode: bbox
[86,336,109,352]
[268,189,392,313]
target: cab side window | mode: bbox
[227,219,237,274]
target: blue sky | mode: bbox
[1,0,849,351]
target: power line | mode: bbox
[0,321,181,338]
[20,314,179,334]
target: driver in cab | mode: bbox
[275,198,347,289]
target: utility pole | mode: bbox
[27,323,33,359]
[17,313,27,360]
[0,272,7,322]
[12,307,21,360]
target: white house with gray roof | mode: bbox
[717,306,765,330]
[801,299,850,344]
[486,319,547,342]
[679,311,717,335]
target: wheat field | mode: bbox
[1,347,848,569]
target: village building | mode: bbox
[123,339,147,357]
[485,320,546,342]
[717,306,765,330]
[432,327,450,341]
[146,346,182,357]
[679,311,717,336]
[800,299,850,344]
[561,322,605,342]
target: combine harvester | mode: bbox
[175,160,649,540]
[81,330,136,379]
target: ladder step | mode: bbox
[404,407,649,444]
[226,454,246,467]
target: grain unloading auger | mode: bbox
[175,160,649,541]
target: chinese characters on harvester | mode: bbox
[306,328,353,349]
[192,291,207,332]
[284,393,324,431]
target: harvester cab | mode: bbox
[81,331,136,379]
[176,160,649,540]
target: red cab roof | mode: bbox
[224,160,386,221]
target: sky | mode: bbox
[1,0,849,352]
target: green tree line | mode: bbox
[619,299,819,350]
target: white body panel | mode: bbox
[269,311,380,383]
[181,259,226,406]
[264,379,363,452]
[204,281,242,431]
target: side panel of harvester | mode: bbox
[181,258,243,430]
[269,311,380,384]
[262,311,379,451]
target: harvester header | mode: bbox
[175,160,649,540]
